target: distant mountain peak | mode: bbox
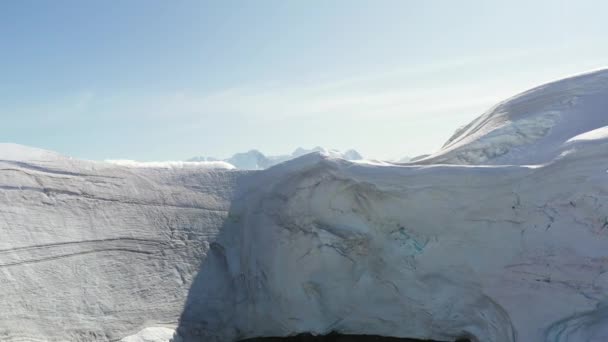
[188,147,363,170]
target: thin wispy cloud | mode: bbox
[90,43,600,128]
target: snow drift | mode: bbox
[2,69,608,342]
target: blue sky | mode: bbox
[1,0,607,161]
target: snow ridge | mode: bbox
[418,68,608,165]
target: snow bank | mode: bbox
[120,327,180,342]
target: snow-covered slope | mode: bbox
[189,147,363,170]
[417,69,608,165]
[0,144,241,341]
[2,70,608,342]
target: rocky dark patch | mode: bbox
[239,332,471,342]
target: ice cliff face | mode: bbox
[177,147,608,342]
[2,69,608,342]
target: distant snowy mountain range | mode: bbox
[188,146,363,170]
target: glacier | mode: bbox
[2,69,608,342]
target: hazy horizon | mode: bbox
[2,0,608,161]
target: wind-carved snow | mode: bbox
[2,69,608,342]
